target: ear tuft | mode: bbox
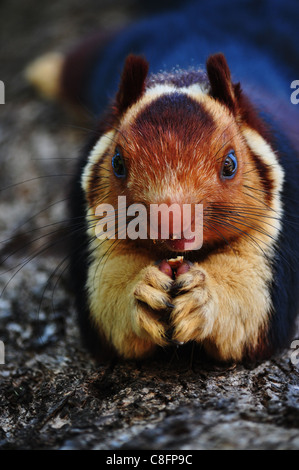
[206,53,236,113]
[116,54,149,115]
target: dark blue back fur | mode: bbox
[83,0,299,120]
[264,116,299,352]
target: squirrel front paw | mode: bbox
[132,261,218,349]
[170,263,218,343]
[133,264,174,345]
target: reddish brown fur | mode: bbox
[208,54,273,145]
[206,53,236,113]
[249,151,274,204]
[116,55,149,116]
[60,31,116,106]
[88,92,271,252]
[233,83,274,145]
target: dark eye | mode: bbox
[221,150,238,179]
[112,147,126,178]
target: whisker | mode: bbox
[204,221,239,255]
[205,215,269,256]
[0,174,75,192]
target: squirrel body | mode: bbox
[68,51,298,362]
[28,1,299,362]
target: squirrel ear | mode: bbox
[206,53,237,114]
[116,54,149,115]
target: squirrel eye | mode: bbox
[112,147,126,178]
[221,150,238,179]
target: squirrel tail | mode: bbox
[24,52,65,101]
[24,31,117,114]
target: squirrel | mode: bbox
[25,2,299,363]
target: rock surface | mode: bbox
[0,0,299,450]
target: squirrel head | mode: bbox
[83,53,277,253]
